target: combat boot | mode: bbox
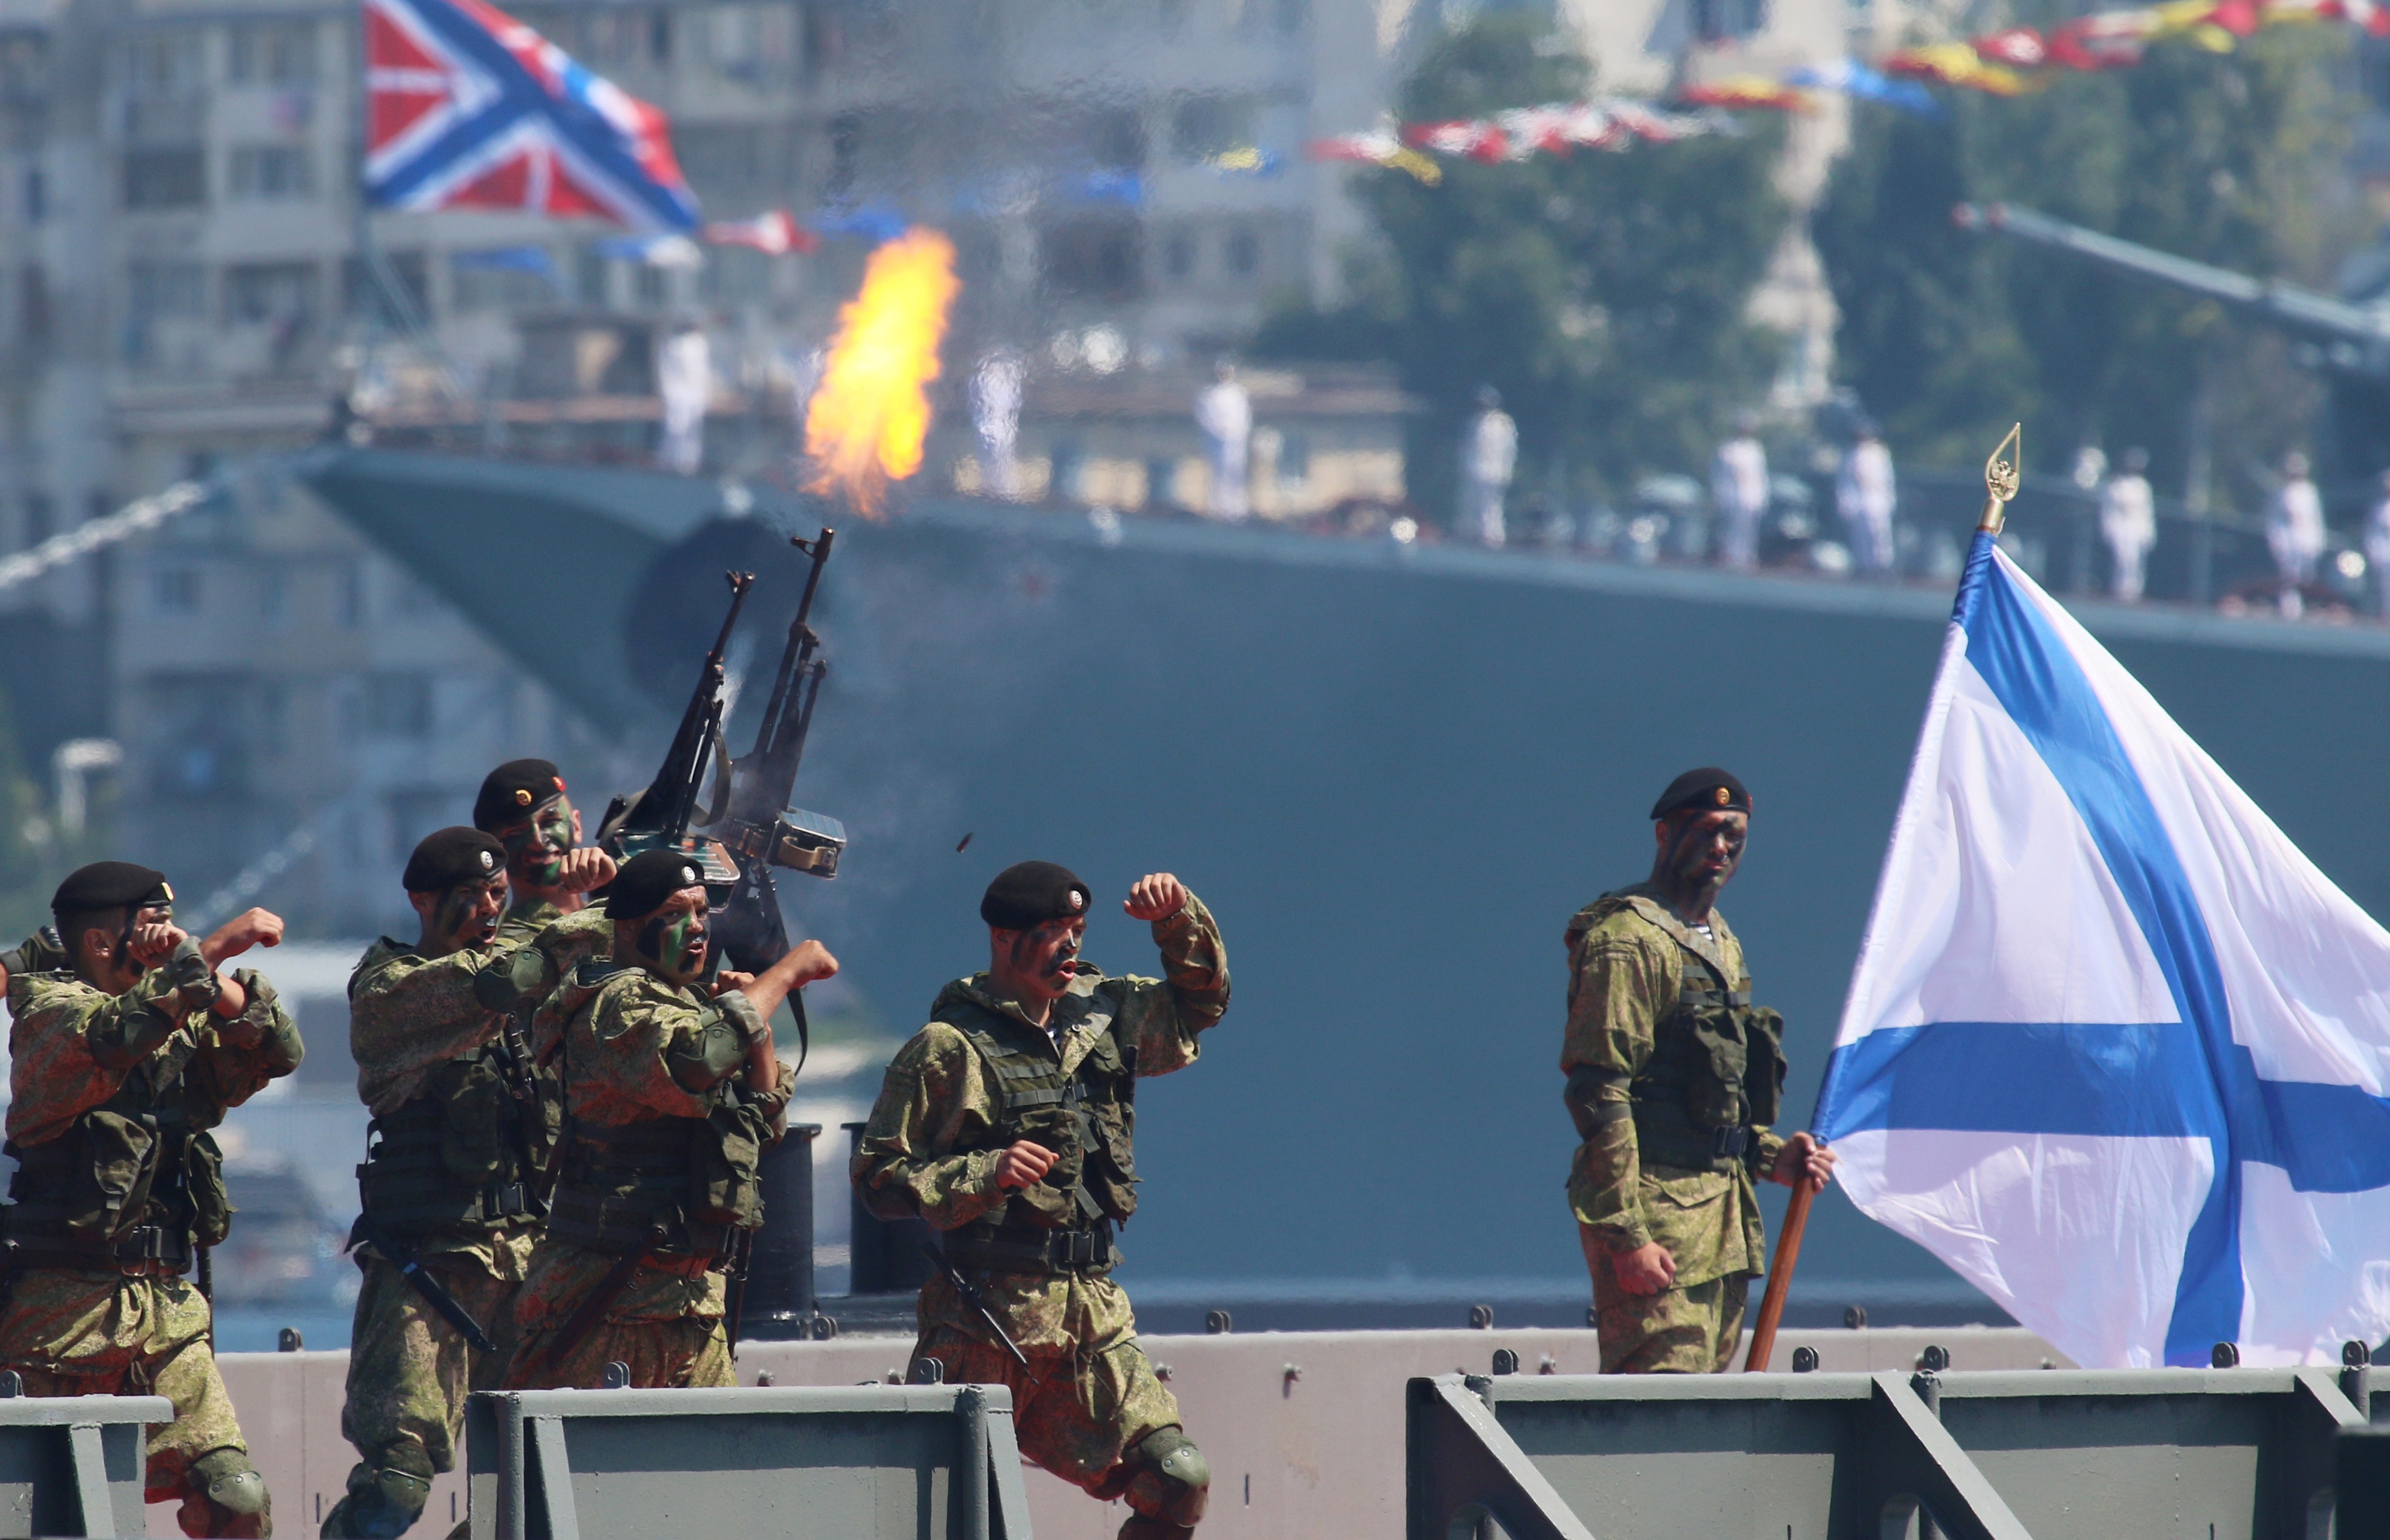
[182,1447,271,1538]
[318,1457,432,1539]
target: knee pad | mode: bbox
[318,1461,429,1538]
[180,1448,271,1536]
[1123,1426,1209,1527]
[189,1450,269,1519]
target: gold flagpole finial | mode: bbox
[1980,422,2022,534]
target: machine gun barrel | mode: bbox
[1955,201,2390,370]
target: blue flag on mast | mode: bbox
[1815,531,2390,1367]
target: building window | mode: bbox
[226,21,315,84]
[153,565,199,613]
[117,31,203,95]
[225,261,317,327]
[633,262,667,308]
[648,8,672,60]
[1170,95,1258,164]
[122,147,205,210]
[1039,217,1143,301]
[229,144,313,199]
[1226,228,1260,277]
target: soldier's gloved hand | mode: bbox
[1123,873,1189,922]
[552,848,617,895]
[1771,1131,1837,1193]
[1613,1240,1678,1297]
[994,1140,1059,1190]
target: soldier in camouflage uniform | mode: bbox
[505,848,834,1390]
[853,861,1229,1540]
[322,827,559,1538]
[473,759,618,1064]
[1563,769,1834,1373]
[0,863,300,1536]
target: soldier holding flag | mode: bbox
[1563,770,1834,1373]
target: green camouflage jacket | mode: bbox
[538,964,782,1128]
[6,947,301,1148]
[1560,888,1783,1288]
[349,936,538,1117]
[494,899,612,1065]
[852,895,1228,1236]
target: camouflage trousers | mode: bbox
[912,1272,1184,1502]
[0,1267,261,1535]
[1589,1261,1751,1374]
[503,1240,733,1391]
[341,1254,524,1481]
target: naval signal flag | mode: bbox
[364,0,699,231]
[1816,531,2390,1369]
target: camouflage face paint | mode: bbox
[1662,811,1746,901]
[435,878,506,951]
[500,796,575,887]
[637,901,708,984]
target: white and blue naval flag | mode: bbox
[1813,532,2390,1368]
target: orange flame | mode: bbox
[803,228,961,516]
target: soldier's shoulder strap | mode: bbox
[1594,891,1738,987]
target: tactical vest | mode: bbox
[1577,896,1787,1175]
[542,966,770,1260]
[939,990,1139,1276]
[355,1045,553,1242]
[4,1042,229,1274]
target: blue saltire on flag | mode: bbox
[1815,531,2390,1367]
[365,0,698,231]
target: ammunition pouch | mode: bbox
[356,1051,546,1242]
[948,1002,1140,1230]
[547,1111,754,1259]
[1621,920,1786,1176]
[943,1218,1117,1276]
[3,1097,226,1267]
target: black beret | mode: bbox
[1650,767,1751,821]
[609,848,707,922]
[403,827,505,893]
[52,861,170,915]
[981,861,1091,930]
[473,758,568,831]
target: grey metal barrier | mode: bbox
[1409,1365,2369,1540]
[0,1391,170,1539]
[467,1382,1033,1540]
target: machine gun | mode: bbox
[698,528,845,976]
[597,530,846,994]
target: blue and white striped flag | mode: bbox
[1815,532,2390,1367]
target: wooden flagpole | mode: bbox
[1742,1172,1814,1372]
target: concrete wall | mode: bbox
[198,1323,2065,1539]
